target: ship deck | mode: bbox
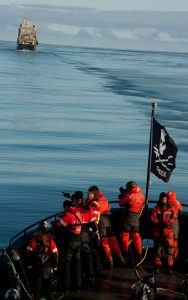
[4,208,188,300]
[65,265,185,299]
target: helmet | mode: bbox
[126,181,137,190]
[38,220,53,235]
[4,289,20,300]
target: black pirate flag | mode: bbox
[151,118,178,182]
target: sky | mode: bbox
[2,0,188,11]
[1,0,188,52]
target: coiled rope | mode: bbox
[130,247,185,299]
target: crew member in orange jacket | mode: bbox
[56,200,84,293]
[151,192,177,275]
[119,181,145,264]
[85,189,100,226]
[89,185,125,268]
[26,221,58,300]
[72,190,98,282]
[83,189,102,274]
[167,190,182,262]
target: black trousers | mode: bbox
[28,268,54,299]
[81,230,94,278]
[61,234,81,291]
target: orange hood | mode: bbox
[131,186,142,193]
[167,190,177,205]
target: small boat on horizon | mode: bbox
[17,20,38,51]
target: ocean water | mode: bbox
[0,41,188,248]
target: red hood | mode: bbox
[167,190,177,204]
[167,190,182,212]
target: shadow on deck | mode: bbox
[63,265,185,299]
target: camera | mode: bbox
[119,187,125,194]
[118,187,127,199]
[62,192,71,198]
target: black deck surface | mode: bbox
[63,265,186,300]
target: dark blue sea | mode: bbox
[0,41,188,248]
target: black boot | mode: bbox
[107,260,113,269]
[118,256,127,267]
[154,266,160,274]
[167,266,173,275]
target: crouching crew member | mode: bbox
[151,192,177,275]
[119,181,145,265]
[88,185,125,269]
[26,220,58,300]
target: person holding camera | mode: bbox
[119,181,145,265]
[26,220,59,300]
[62,191,84,208]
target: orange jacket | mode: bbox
[26,235,58,270]
[56,207,84,235]
[84,198,100,224]
[95,192,113,229]
[119,186,145,214]
[151,204,177,228]
[167,190,182,239]
[95,192,110,214]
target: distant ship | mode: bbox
[17,20,38,51]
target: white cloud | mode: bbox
[112,26,188,46]
[46,23,80,34]
[112,29,137,40]
[112,28,159,40]
[46,23,102,38]
[135,28,159,39]
[157,32,174,42]
[86,28,101,38]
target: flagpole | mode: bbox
[145,102,157,209]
